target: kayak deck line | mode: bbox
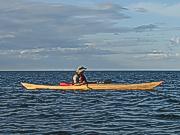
[21,81,163,91]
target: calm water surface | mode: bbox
[0,71,180,135]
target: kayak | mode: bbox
[21,81,163,91]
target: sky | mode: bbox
[0,0,180,70]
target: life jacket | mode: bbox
[72,72,87,84]
[79,74,87,83]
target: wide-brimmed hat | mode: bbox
[76,66,87,73]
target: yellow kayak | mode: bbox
[21,81,163,91]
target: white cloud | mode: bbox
[146,52,168,59]
[134,50,169,60]
[170,37,180,45]
[19,48,46,54]
[134,49,180,60]
[95,3,127,11]
[0,34,15,39]
[130,2,180,17]
[0,46,116,60]
[134,7,148,13]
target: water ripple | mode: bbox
[1,71,180,134]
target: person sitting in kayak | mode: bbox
[72,66,87,85]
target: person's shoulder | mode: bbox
[73,73,78,77]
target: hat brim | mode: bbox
[79,67,87,70]
[77,68,86,73]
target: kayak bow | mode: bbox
[21,81,163,91]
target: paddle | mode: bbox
[85,82,92,90]
[85,79,114,90]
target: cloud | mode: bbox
[134,7,148,13]
[146,50,168,59]
[0,46,116,60]
[131,2,180,17]
[0,45,119,70]
[0,0,130,50]
[134,24,158,32]
[96,3,128,11]
[0,34,15,39]
[133,50,180,60]
[170,37,180,45]
[1,0,180,70]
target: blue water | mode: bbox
[0,71,180,135]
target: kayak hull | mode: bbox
[21,81,163,91]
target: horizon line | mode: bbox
[0,69,180,71]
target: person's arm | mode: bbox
[73,74,78,84]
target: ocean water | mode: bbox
[0,71,180,135]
